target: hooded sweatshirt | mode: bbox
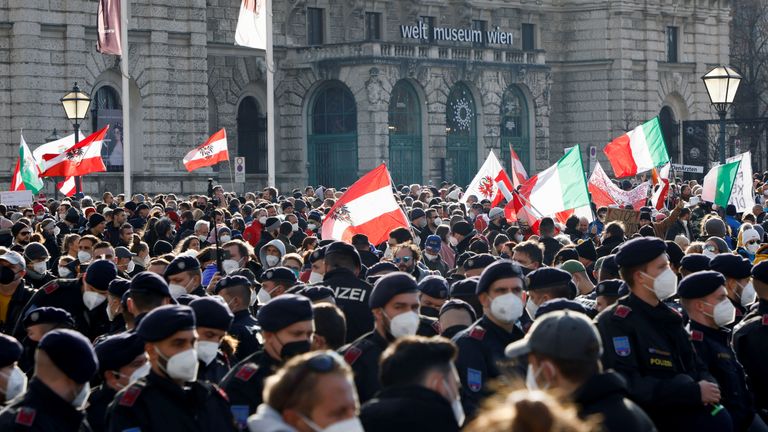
[259,239,286,270]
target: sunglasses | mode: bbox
[393,256,412,264]
[746,240,760,246]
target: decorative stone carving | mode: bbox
[366,67,383,105]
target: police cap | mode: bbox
[190,297,234,331]
[85,259,118,292]
[614,237,667,268]
[595,279,622,298]
[257,294,314,332]
[0,334,22,368]
[417,275,450,300]
[39,329,98,384]
[476,260,525,295]
[136,305,196,342]
[23,306,74,328]
[710,254,752,279]
[164,255,201,279]
[94,333,145,374]
[260,266,298,284]
[677,271,726,299]
[369,272,419,309]
[680,254,711,273]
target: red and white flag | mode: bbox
[235,0,267,50]
[40,127,109,177]
[509,146,528,188]
[588,162,649,210]
[650,163,671,210]
[321,164,409,245]
[461,152,513,206]
[57,177,76,197]
[183,129,229,172]
[10,159,24,191]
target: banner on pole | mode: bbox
[726,151,755,213]
[97,0,122,55]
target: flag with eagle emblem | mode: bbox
[460,151,512,206]
[40,126,108,177]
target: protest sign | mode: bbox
[0,190,34,207]
[605,207,641,235]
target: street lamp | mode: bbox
[60,83,91,195]
[702,66,742,164]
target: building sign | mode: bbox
[400,21,514,46]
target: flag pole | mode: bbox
[227,159,235,192]
[121,0,132,198]
[266,0,276,188]
[511,188,545,219]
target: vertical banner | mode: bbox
[97,109,124,171]
[726,151,755,213]
[97,0,122,55]
[235,0,267,50]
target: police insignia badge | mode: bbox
[613,336,631,357]
[467,368,482,392]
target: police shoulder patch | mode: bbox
[469,326,486,341]
[467,368,482,392]
[690,330,704,342]
[613,305,631,318]
[15,407,35,426]
[235,363,258,381]
[43,282,59,294]
[762,315,768,326]
[343,346,363,365]
[119,386,142,407]
[612,336,631,357]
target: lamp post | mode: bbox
[702,66,742,164]
[60,83,91,195]
[46,129,62,199]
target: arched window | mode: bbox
[446,83,477,186]
[500,86,530,175]
[659,106,679,163]
[307,81,358,187]
[237,97,267,174]
[388,81,422,185]
[91,86,123,171]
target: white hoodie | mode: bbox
[248,404,298,432]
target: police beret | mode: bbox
[88,212,106,227]
[601,254,619,275]
[24,242,49,261]
[260,266,298,284]
[370,272,419,308]
[595,279,623,298]
[710,254,752,279]
[680,254,711,273]
[575,240,597,262]
[85,259,118,292]
[23,306,74,328]
[213,275,251,294]
[190,297,234,331]
[0,334,22,368]
[463,253,496,271]
[439,298,477,321]
[410,208,426,221]
[39,329,98,384]
[325,241,361,268]
[296,285,335,302]
[476,260,525,295]
[94,333,145,374]
[534,298,588,320]
[614,237,667,268]
[753,260,768,284]
[265,217,281,231]
[418,275,450,300]
[665,241,685,267]
[130,271,172,298]
[425,235,442,251]
[526,267,572,292]
[309,246,326,263]
[455,252,476,269]
[554,248,579,264]
[450,277,479,298]
[136,305,196,342]
[108,278,131,298]
[257,294,314,332]
[164,255,201,279]
[677,271,726,299]
[560,260,586,275]
[452,221,473,236]
[153,240,173,256]
[367,261,398,277]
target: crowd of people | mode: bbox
[0,175,767,432]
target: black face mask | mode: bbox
[0,266,17,285]
[420,306,440,319]
[441,325,468,340]
[500,253,510,259]
[280,340,311,361]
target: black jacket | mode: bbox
[572,371,656,432]
[540,236,562,266]
[321,268,374,343]
[0,279,34,335]
[733,299,768,413]
[596,236,624,259]
[86,384,116,432]
[339,330,389,403]
[229,310,261,362]
[219,350,280,416]
[360,385,460,432]
[0,378,90,432]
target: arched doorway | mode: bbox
[659,106,679,163]
[307,81,358,187]
[91,86,123,171]
[237,97,267,174]
[446,82,477,186]
[500,86,530,174]
[388,80,422,185]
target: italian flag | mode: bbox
[519,146,590,218]
[11,134,44,193]
[603,117,669,178]
[702,160,741,207]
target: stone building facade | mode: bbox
[0,0,731,194]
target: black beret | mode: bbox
[476,260,525,295]
[554,248,579,264]
[175,294,196,306]
[452,221,473,236]
[463,253,496,271]
[108,278,131,298]
[260,266,298,284]
[370,272,419,308]
[296,285,336,302]
[680,254,711,273]
[367,261,398,277]
[190,297,234,331]
[439,298,477,321]
[418,275,450,300]
[85,259,118,291]
[450,277,479,298]
[678,271,726,299]
[710,254,752,279]
[601,254,619,275]
[595,279,623,297]
[753,260,768,284]
[88,213,106,227]
[410,208,426,221]
[130,271,172,298]
[526,267,572,291]
[0,334,22,368]
[24,242,49,261]
[23,306,74,328]
[309,246,326,263]
[94,333,145,374]
[665,241,684,267]
[534,298,588,319]
[164,255,201,278]
[615,237,667,268]
[575,240,597,262]
[257,294,314,332]
[455,252,476,269]
[325,241,361,268]
[213,275,251,294]
[39,329,98,383]
[153,240,173,256]
[136,305,196,342]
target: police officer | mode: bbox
[679,271,764,432]
[220,294,314,425]
[320,241,374,342]
[18,306,75,374]
[104,279,131,336]
[0,334,24,406]
[0,329,97,431]
[595,237,732,431]
[679,253,711,277]
[339,272,421,403]
[258,267,298,303]
[189,297,234,384]
[213,275,262,361]
[594,279,622,313]
[88,333,149,432]
[452,260,526,418]
[125,272,175,328]
[165,255,207,299]
[438,299,476,339]
[524,267,577,321]
[710,254,754,326]
[417,275,450,318]
[106,304,237,432]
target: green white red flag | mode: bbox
[603,117,669,177]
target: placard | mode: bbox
[605,207,641,235]
[0,190,34,207]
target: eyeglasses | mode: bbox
[393,256,412,264]
[746,240,760,246]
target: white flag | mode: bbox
[235,0,267,50]
[460,152,505,204]
[33,132,85,172]
[726,151,755,213]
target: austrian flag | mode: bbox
[183,129,229,172]
[40,127,108,177]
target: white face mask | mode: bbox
[386,311,420,338]
[433,218,444,227]
[219,235,231,243]
[258,216,268,225]
[514,234,524,242]
[130,362,151,383]
[525,298,539,319]
[525,363,549,391]
[1,366,27,401]
[301,415,365,432]
[257,287,273,305]
[417,219,428,229]
[32,261,47,274]
[71,382,90,409]
[740,281,757,307]
[424,252,439,261]
[222,259,240,274]
[126,260,136,274]
[443,378,465,427]
[643,268,677,301]
[196,341,220,366]
[747,243,760,254]
[703,250,718,259]
[198,234,208,242]
[308,223,317,231]
[53,226,61,237]
[705,299,736,327]
[249,289,258,307]
[77,251,92,264]
[291,223,299,232]
[264,255,279,267]
[83,291,107,310]
[168,283,187,299]
[156,347,198,382]
[449,236,459,247]
[58,267,72,278]
[308,271,324,284]
[490,293,524,324]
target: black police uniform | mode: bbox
[219,350,279,419]
[229,310,262,362]
[733,299,768,415]
[689,320,755,431]
[572,371,656,432]
[0,378,91,432]
[452,315,525,418]
[0,279,34,335]
[321,268,374,342]
[106,371,237,432]
[416,315,440,337]
[595,294,731,431]
[339,330,389,403]
[86,384,116,432]
[360,385,460,432]
[197,352,231,384]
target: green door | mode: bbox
[388,81,422,185]
[308,81,358,187]
[500,86,530,176]
[446,83,477,186]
